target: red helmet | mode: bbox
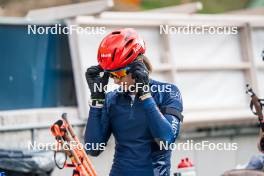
[97,28,146,71]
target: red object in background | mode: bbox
[178,159,188,168]
[123,0,141,4]
[185,157,194,167]
[177,158,194,168]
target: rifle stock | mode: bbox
[246,84,264,152]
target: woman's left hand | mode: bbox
[129,60,150,97]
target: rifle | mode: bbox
[246,84,264,152]
[50,113,97,176]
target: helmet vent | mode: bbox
[125,39,134,48]
[112,48,117,62]
[112,31,121,35]
[126,50,133,60]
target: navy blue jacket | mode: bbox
[84,79,183,176]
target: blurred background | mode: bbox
[0,0,264,176]
[1,0,264,15]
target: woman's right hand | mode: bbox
[85,65,109,100]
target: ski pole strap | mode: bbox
[160,107,184,122]
[54,150,67,170]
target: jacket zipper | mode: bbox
[129,96,136,119]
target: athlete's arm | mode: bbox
[84,65,111,156]
[142,85,183,144]
[84,102,111,156]
[129,60,183,144]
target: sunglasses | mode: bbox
[108,67,130,79]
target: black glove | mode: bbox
[85,65,109,100]
[128,60,150,97]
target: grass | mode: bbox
[141,0,250,13]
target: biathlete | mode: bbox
[84,28,183,176]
